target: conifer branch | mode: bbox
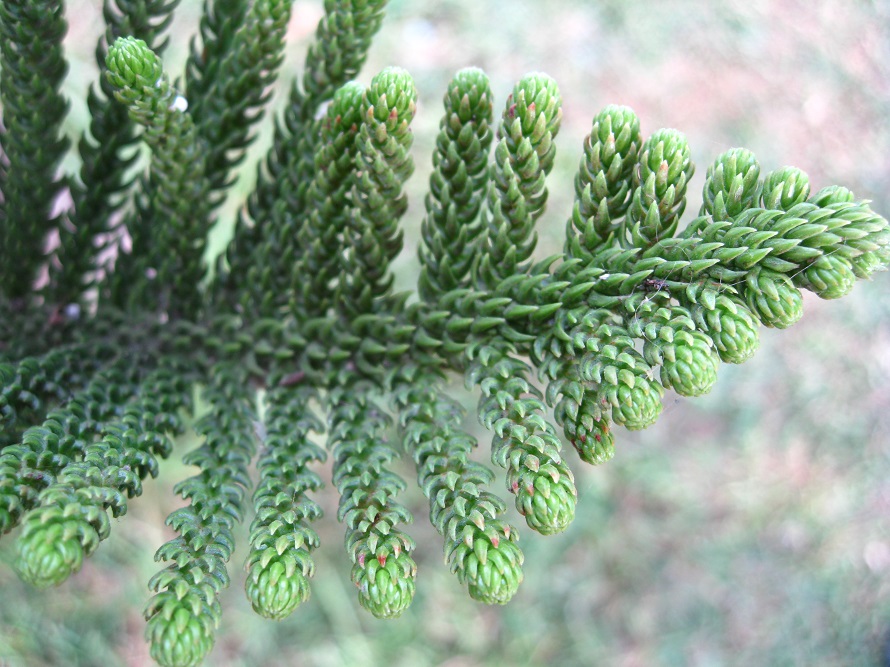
[190,0,293,205]
[221,0,389,308]
[477,73,562,289]
[0,3,888,664]
[622,129,694,249]
[0,340,118,448]
[51,0,180,306]
[15,358,192,586]
[337,67,417,320]
[391,363,523,603]
[1,351,142,534]
[466,341,577,535]
[287,81,365,319]
[144,361,257,667]
[185,0,249,114]
[419,68,494,302]
[565,105,641,260]
[105,36,213,315]
[0,0,70,298]
[244,379,325,620]
[327,383,417,618]
[256,0,389,212]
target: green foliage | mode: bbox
[1,1,888,666]
[0,0,70,298]
[106,36,213,314]
[244,379,323,620]
[53,0,179,305]
[144,360,255,667]
[15,359,189,587]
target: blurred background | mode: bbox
[1,1,889,665]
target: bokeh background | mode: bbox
[1,1,890,665]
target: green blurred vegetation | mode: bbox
[2,1,889,666]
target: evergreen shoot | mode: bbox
[1,1,888,665]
